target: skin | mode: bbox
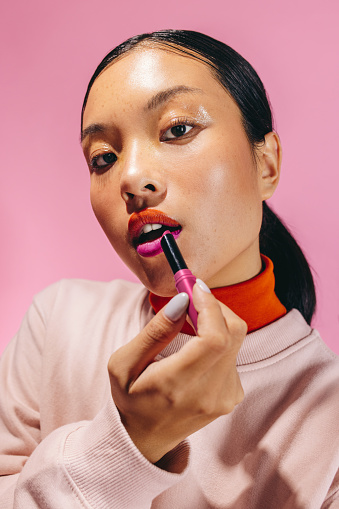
[82,45,281,297]
[81,44,282,464]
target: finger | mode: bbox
[214,298,248,335]
[167,281,246,376]
[193,279,228,338]
[194,279,247,348]
[108,292,189,386]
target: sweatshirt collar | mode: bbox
[154,309,312,367]
[149,255,286,336]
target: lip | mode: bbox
[128,209,182,258]
[136,229,181,257]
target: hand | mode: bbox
[108,281,246,464]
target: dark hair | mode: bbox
[81,29,316,324]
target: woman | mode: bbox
[0,30,338,508]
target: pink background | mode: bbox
[1,0,338,355]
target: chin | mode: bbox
[122,251,177,296]
[137,269,178,297]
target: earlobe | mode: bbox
[258,131,282,201]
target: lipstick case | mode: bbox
[160,232,198,332]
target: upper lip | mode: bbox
[128,209,181,240]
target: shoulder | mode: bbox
[275,312,339,414]
[28,279,151,344]
[285,311,339,385]
[240,309,339,407]
[25,278,152,357]
[33,278,149,318]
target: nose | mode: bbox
[120,146,167,213]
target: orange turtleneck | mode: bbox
[149,255,286,335]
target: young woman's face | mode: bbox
[82,46,269,296]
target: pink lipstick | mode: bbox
[161,231,198,332]
[128,209,182,258]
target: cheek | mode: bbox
[90,177,121,238]
[90,185,107,227]
[184,145,262,249]
[183,148,258,217]
[90,183,133,266]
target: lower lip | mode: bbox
[136,229,181,258]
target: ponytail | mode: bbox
[259,201,316,324]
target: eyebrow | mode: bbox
[81,85,204,143]
[145,85,204,111]
[81,123,107,143]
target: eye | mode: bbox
[90,152,117,174]
[161,118,197,141]
[164,124,193,139]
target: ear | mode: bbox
[257,131,282,201]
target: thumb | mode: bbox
[142,292,189,353]
[110,292,189,386]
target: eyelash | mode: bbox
[90,152,118,174]
[89,117,198,174]
[160,117,197,141]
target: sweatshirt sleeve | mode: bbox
[323,494,339,509]
[322,470,339,509]
[0,284,190,509]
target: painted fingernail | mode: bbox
[164,293,189,322]
[195,279,211,293]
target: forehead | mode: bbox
[83,46,232,121]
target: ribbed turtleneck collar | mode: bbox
[149,255,286,336]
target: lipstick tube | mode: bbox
[161,232,198,332]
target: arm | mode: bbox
[108,282,245,465]
[13,399,189,508]
[1,281,246,508]
[0,285,189,509]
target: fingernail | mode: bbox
[195,279,211,293]
[164,293,189,322]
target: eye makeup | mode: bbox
[90,152,117,173]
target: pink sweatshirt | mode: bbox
[0,278,339,508]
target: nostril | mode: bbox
[126,192,134,200]
[144,184,156,192]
